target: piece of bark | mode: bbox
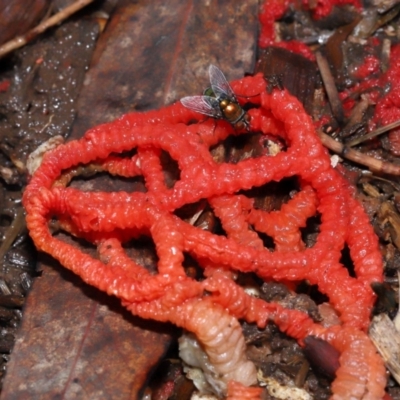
[370,314,400,385]
[324,16,361,82]
[1,0,258,399]
[256,47,319,115]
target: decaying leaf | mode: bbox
[370,314,400,385]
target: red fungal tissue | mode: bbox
[23,73,386,399]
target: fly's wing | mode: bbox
[180,95,223,118]
[209,64,237,101]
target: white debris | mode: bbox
[393,270,400,333]
[258,371,313,400]
[330,154,341,168]
[179,333,222,395]
[26,135,64,175]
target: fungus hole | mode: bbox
[240,177,298,212]
[300,214,321,248]
[174,200,226,236]
[121,235,159,275]
[182,253,205,281]
[116,148,138,158]
[254,229,276,251]
[57,147,149,193]
[210,132,286,164]
[160,150,180,189]
[296,281,329,305]
[237,272,264,292]
[69,171,147,193]
[340,244,356,278]
[52,230,97,255]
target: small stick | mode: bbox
[0,0,95,59]
[0,208,26,264]
[294,359,310,388]
[317,130,400,175]
[347,118,400,147]
[316,51,345,124]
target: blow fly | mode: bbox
[180,65,250,130]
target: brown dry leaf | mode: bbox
[379,201,400,250]
[1,0,258,399]
[370,314,400,386]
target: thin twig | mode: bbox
[315,51,344,123]
[0,208,26,264]
[346,118,400,147]
[317,130,400,175]
[0,0,95,59]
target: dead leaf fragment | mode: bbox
[370,314,400,385]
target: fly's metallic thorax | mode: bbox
[219,99,245,124]
[218,96,250,130]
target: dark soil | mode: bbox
[0,1,101,390]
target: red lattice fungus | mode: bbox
[23,73,385,399]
